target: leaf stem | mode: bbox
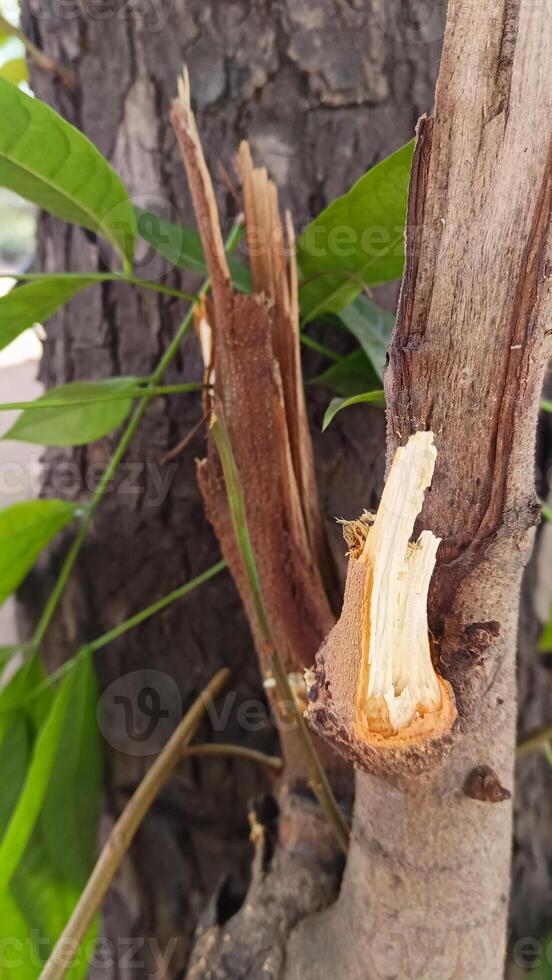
[3,561,227,712]
[299,334,341,361]
[0,384,206,413]
[211,412,349,852]
[1,272,197,303]
[0,13,77,89]
[183,743,283,771]
[39,668,230,980]
[87,560,227,653]
[30,220,243,652]
[517,722,552,757]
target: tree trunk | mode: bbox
[294,2,552,978]
[19,1,444,974]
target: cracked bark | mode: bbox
[289,3,552,978]
[18,2,445,974]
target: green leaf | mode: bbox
[0,655,99,979]
[11,842,97,978]
[541,500,552,523]
[539,616,552,652]
[0,667,75,889]
[3,377,138,446]
[338,295,394,380]
[0,499,77,604]
[525,938,552,978]
[310,349,380,397]
[136,207,252,293]
[0,277,96,351]
[0,714,31,829]
[0,58,27,85]
[541,399,552,413]
[0,656,48,732]
[322,390,386,431]
[41,656,101,887]
[298,141,414,322]
[0,79,135,265]
[0,889,39,980]
[0,645,18,671]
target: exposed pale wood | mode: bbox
[355,431,456,741]
[289,2,552,978]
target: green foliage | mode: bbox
[136,207,252,292]
[0,645,18,670]
[310,349,381,398]
[0,58,27,85]
[0,500,77,605]
[0,277,96,351]
[539,619,552,653]
[0,667,76,888]
[0,79,135,265]
[322,390,386,431]
[3,378,139,446]
[0,83,416,971]
[298,140,414,322]
[338,295,394,381]
[40,656,101,888]
[0,655,100,978]
[524,940,552,977]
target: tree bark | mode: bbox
[19,1,444,974]
[293,2,552,978]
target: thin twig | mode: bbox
[30,219,243,652]
[39,668,230,980]
[0,561,228,714]
[0,13,77,89]
[517,722,552,757]
[183,743,283,771]
[160,413,207,464]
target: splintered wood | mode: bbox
[170,70,334,680]
[355,432,456,743]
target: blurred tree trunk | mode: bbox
[15,1,480,975]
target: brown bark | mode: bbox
[290,2,552,978]
[19,2,444,974]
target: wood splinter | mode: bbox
[307,432,456,772]
[355,430,456,746]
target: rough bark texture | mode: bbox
[18,1,445,974]
[289,2,552,978]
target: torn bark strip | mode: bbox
[171,72,347,790]
[171,72,334,678]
